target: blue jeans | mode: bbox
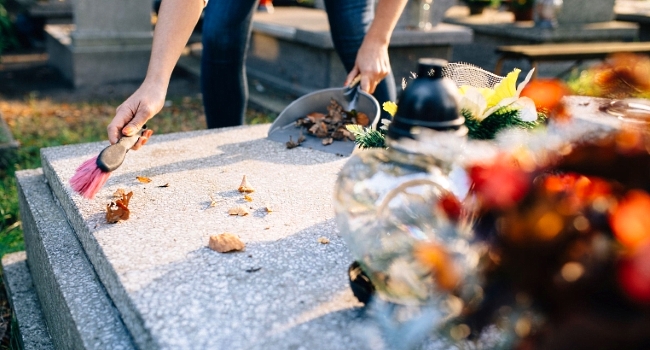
[201,0,396,128]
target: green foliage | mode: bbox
[350,108,546,149]
[464,0,502,7]
[348,125,386,149]
[0,0,18,57]
[565,70,603,98]
[0,173,22,258]
[510,0,536,10]
[463,107,546,140]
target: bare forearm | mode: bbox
[366,0,408,45]
[144,0,205,88]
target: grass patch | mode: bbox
[0,94,276,259]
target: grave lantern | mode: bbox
[334,58,480,306]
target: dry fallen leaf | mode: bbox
[244,194,253,202]
[106,191,133,223]
[356,112,370,127]
[208,233,245,253]
[208,195,218,208]
[136,176,152,184]
[307,112,326,123]
[238,175,255,193]
[228,205,250,216]
[157,183,170,188]
[264,205,273,213]
[293,99,366,146]
[113,188,126,198]
[318,237,330,244]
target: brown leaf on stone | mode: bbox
[209,195,218,207]
[113,188,126,198]
[157,183,170,188]
[208,233,246,253]
[318,237,330,244]
[238,175,255,193]
[136,176,152,184]
[322,137,333,146]
[244,194,253,202]
[228,205,250,216]
[106,191,133,223]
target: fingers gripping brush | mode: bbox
[70,126,149,199]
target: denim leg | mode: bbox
[201,0,258,128]
[324,0,397,120]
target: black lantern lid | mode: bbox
[387,58,465,140]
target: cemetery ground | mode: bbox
[0,47,616,350]
[0,53,277,348]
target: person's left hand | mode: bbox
[344,39,391,94]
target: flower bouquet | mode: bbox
[348,63,547,149]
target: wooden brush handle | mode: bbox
[96,125,147,172]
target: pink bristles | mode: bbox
[69,156,112,199]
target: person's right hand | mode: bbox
[107,81,167,148]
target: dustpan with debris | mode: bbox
[267,87,381,156]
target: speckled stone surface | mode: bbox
[40,124,369,349]
[1,252,55,350]
[16,169,135,349]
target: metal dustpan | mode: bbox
[267,87,381,156]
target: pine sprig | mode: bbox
[347,125,386,149]
[464,107,546,140]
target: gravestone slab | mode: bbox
[557,0,616,25]
[45,0,152,87]
[39,124,372,349]
[16,169,135,350]
[444,6,638,77]
[28,97,624,349]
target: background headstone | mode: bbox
[45,0,153,87]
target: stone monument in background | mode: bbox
[45,0,152,87]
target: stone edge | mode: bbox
[41,145,167,350]
[1,251,55,350]
[16,168,135,349]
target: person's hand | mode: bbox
[107,81,166,148]
[131,128,155,150]
[344,39,391,94]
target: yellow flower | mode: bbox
[383,101,398,117]
[458,68,537,122]
[459,85,494,102]
[486,68,520,108]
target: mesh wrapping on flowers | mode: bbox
[441,62,504,89]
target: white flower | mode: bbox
[459,68,537,122]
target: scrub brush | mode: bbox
[70,126,151,199]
